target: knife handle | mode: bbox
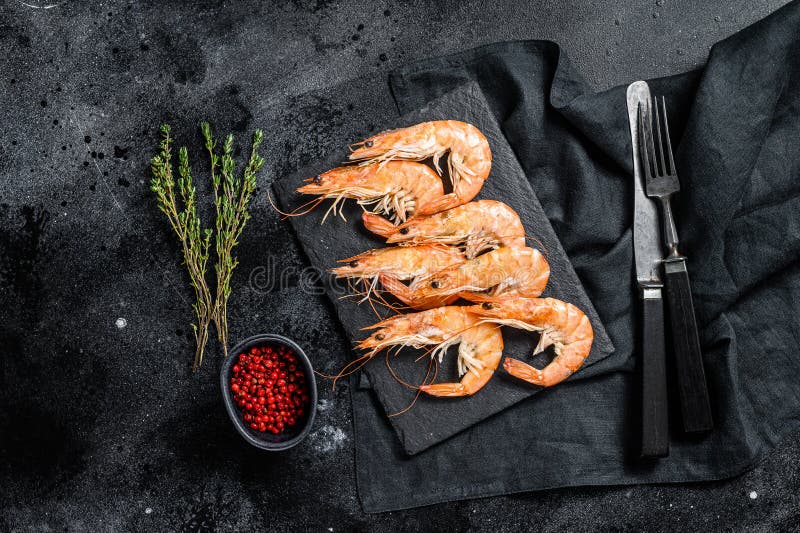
[663,257,714,433]
[641,287,669,458]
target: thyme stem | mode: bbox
[202,124,265,356]
[150,123,264,371]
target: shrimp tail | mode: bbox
[415,193,461,216]
[502,358,545,385]
[419,382,471,397]
[362,212,398,237]
[419,377,489,397]
[502,357,574,388]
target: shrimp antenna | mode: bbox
[357,276,381,304]
[346,277,385,319]
[339,278,366,301]
[384,349,419,390]
[388,356,438,417]
[337,278,388,320]
[316,352,374,390]
[414,344,438,363]
[370,290,403,314]
[349,278,407,315]
[372,286,412,314]
[267,190,326,219]
[363,279,386,320]
[523,232,549,258]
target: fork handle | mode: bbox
[663,257,713,433]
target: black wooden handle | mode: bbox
[664,257,713,433]
[641,287,669,458]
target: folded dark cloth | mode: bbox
[348,0,800,512]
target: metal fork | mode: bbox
[638,97,713,433]
[638,98,680,257]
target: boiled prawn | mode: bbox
[378,246,550,310]
[349,120,491,214]
[331,244,465,306]
[358,306,503,397]
[470,298,594,387]
[362,200,525,258]
[295,161,444,223]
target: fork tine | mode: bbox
[653,96,666,176]
[660,97,676,175]
[637,102,651,180]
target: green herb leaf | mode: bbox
[149,122,265,371]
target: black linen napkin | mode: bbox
[349,1,800,512]
[272,83,614,455]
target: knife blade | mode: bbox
[629,85,662,289]
[626,81,669,458]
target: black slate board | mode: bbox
[273,83,613,454]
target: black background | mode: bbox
[0,0,795,530]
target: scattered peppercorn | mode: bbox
[230,344,310,434]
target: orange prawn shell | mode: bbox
[349,120,492,213]
[357,306,479,351]
[408,247,551,302]
[331,244,465,281]
[469,298,595,387]
[296,161,445,221]
[378,200,527,256]
[356,306,504,397]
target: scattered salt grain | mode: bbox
[310,425,348,454]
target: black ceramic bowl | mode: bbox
[220,334,317,451]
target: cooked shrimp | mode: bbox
[378,246,550,310]
[358,306,503,397]
[332,244,465,281]
[331,244,465,305]
[295,161,444,223]
[362,200,526,258]
[349,120,492,214]
[469,298,594,387]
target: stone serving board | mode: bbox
[273,83,614,455]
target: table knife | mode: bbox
[626,81,669,458]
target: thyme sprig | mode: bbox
[150,123,264,371]
[202,122,264,357]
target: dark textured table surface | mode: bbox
[1,0,796,531]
